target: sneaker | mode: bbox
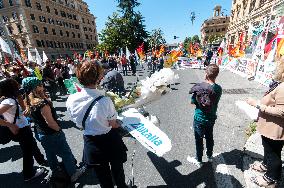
[24,168,45,182]
[207,156,213,163]
[70,167,86,182]
[187,156,203,168]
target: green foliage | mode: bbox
[98,0,148,53]
[207,34,224,44]
[183,37,192,51]
[147,28,166,50]
[245,122,257,138]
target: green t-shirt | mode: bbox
[191,83,222,123]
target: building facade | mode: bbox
[200,5,230,47]
[227,0,283,47]
[0,0,98,60]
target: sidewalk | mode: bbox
[243,133,284,187]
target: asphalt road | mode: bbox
[0,66,267,188]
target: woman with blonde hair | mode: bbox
[22,77,84,182]
[247,56,284,187]
[66,61,128,188]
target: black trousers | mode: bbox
[13,126,45,179]
[262,135,284,181]
[93,161,127,188]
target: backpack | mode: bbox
[189,82,216,113]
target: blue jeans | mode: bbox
[36,131,77,176]
[193,119,215,162]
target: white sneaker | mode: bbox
[71,167,86,182]
[24,168,45,182]
[187,156,203,168]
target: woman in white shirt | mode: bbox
[0,78,46,181]
[66,61,128,188]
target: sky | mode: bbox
[85,0,232,44]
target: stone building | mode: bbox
[0,0,98,59]
[200,5,230,47]
[227,0,283,48]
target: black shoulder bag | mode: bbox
[82,96,104,129]
[0,98,20,145]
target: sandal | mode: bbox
[250,176,277,188]
[250,161,267,173]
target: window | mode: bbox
[73,15,77,20]
[43,27,48,34]
[52,28,56,35]
[72,32,75,38]
[36,40,42,47]
[77,33,80,38]
[89,28,92,32]
[60,30,63,36]
[0,0,4,9]
[9,0,13,6]
[41,40,45,47]
[87,19,89,24]
[25,0,31,7]
[54,8,58,15]
[30,14,35,20]
[60,11,66,17]
[48,18,54,24]
[32,25,39,33]
[84,27,87,31]
[12,12,18,20]
[216,28,220,32]
[66,31,69,37]
[21,39,27,47]
[36,2,42,10]
[92,21,94,25]
[82,18,85,23]
[222,28,226,31]
[2,16,8,23]
[85,34,88,39]
[39,16,46,22]
[8,26,13,34]
[17,24,22,33]
[90,35,92,40]
[46,6,50,13]
[75,25,79,29]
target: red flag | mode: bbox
[4,55,10,65]
[15,58,30,76]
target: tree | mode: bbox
[98,0,148,53]
[192,35,200,44]
[183,37,192,52]
[147,28,166,51]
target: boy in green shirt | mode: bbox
[188,64,222,166]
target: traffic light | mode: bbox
[174,36,179,39]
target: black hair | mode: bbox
[0,78,20,98]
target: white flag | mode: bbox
[35,48,43,65]
[126,47,131,61]
[42,51,48,63]
[0,37,12,55]
[28,48,34,62]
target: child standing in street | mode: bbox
[188,64,222,167]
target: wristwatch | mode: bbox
[256,105,260,109]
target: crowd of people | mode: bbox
[0,52,283,188]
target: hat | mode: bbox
[22,77,42,93]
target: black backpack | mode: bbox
[189,82,216,113]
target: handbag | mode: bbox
[0,98,19,145]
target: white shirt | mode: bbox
[68,64,75,75]
[66,88,117,136]
[1,98,29,128]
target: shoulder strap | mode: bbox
[82,96,104,130]
[12,98,19,124]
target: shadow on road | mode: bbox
[147,149,244,188]
[0,145,22,163]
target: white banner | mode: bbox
[118,108,172,157]
[0,37,12,55]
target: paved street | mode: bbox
[0,67,267,188]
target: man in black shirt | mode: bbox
[42,61,56,100]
